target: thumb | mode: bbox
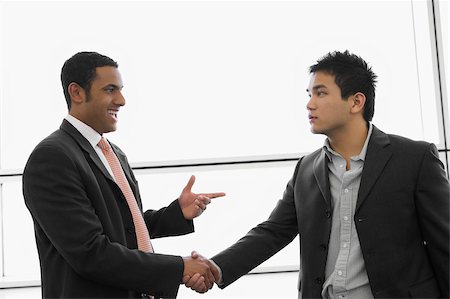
[183,175,196,193]
[191,250,199,259]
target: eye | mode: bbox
[104,86,115,93]
[317,89,327,96]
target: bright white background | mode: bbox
[0,0,446,170]
[0,0,448,297]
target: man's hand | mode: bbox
[178,175,225,219]
[183,251,221,293]
[182,251,217,293]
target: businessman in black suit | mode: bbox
[185,51,450,298]
[23,51,224,298]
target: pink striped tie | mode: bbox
[98,137,154,253]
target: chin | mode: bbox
[104,127,117,134]
[311,128,326,136]
[310,127,320,134]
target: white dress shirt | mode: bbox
[65,114,115,179]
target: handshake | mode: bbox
[182,251,221,293]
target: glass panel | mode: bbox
[1,161,299,282]
[135,161,300,270]
[437,0,449,146]
[177,271,299,298]
[0,0,442,169]
[438,0,448,85]
[411,0,441,146]
[2,180,40,280]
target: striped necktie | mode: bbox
[98,137,154,253]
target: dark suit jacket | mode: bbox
[23,120,194,298]
[212,126,449,298]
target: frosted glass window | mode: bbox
[437,0,449,144]
[0,162,298,285]
[438,0,448,86]
[135,161,300,271]
[2,181,40,281]
[176,271,299,298]
[0,0,444,170]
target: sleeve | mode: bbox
[144,199,195,239]
[211,159,302,288]
[23,144,184,298]
[415,143,449,297]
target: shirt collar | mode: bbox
[323,122,373,162]
[65,114,102,148]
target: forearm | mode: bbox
[144,199,194,238]
[212,218,298,287]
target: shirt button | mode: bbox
[343,216,349,221]
[343,243,348,248]
[344,188,349,193]
[337,270,343,276]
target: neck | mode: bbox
[327,121,369,165]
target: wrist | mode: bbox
[209,259,223,285]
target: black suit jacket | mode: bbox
[23,120,194,298]
[212,126,449,298]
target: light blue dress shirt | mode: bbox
[321,124,374,299]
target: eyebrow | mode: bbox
[103,83,123,90]
[306,84,327,93]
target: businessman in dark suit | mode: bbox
[185,51,450,298]
[23,51,224,298]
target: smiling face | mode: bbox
[69,66,125,134]
[306,71,354,138]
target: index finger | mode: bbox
[202,192,226,199]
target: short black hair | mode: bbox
[309,50,377,122]
[61,51,118,110]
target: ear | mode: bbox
[68,82,86,105]
[350,92,366,114]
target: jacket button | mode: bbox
[320,243,327,250]
[315,277,323,284]
[126,226,134,234]
[325,210,331,218]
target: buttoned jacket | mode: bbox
[212,125,449,298]
[23,120,194,298]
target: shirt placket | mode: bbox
[333,169,354,299]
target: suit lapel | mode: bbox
[110,144,137,190]
[60,120,115,182]
[356,126,392,211]
[313,149,332,210]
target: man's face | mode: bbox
[81,66,125,134]
[306,71,353,137]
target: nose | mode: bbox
[306,96,315,111]
[115,91,126,106]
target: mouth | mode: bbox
[108,109,118,121]
[308,115,317,123]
